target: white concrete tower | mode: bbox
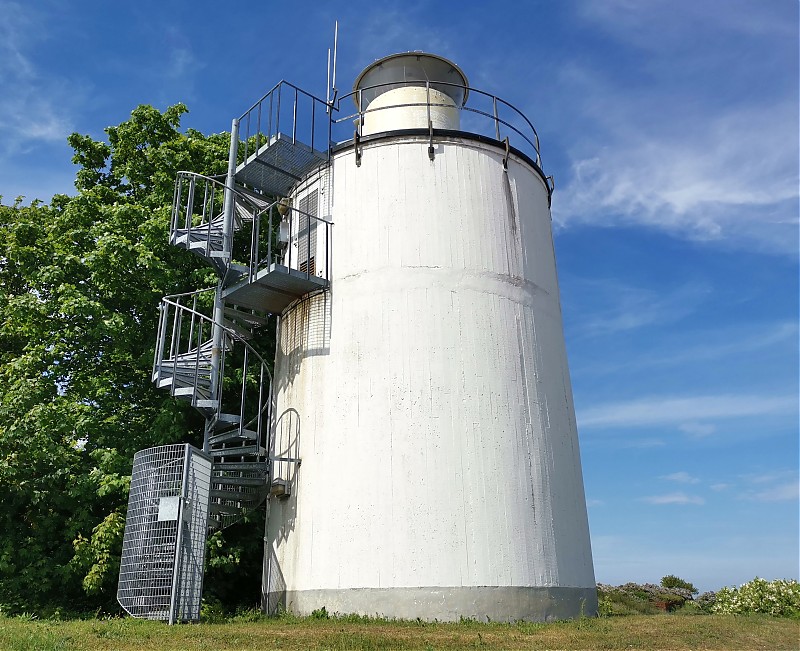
[265,52,596,621]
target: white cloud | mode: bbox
[642,492,704,505]
[572,321,799,379]
[553,100,798,255]
[679,422,717,437]
[578,393,797,429]
[710,483,731,492]
[661,471,700,484]
[355,8,454,66]
[749,481,799,503]
[569,279,710,338]
[548,1,799,256]
[0,2,76,154]
[578,0,796,49]
[742,470,797,485]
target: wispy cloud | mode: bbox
[553,100,798,255]
[578,0,796,50]
[642,492,705,505]
[355,8,454,65]
[550,1,799,256]
[0,2,76,155]
[569,279,710,338]
[733,471,800,502]
[662,471,700,484]
[578,393,797,429]
[747,481,799,503]
[679,422,717,438]
[572,321,799,379]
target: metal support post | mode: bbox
[208,119,240,450]
[168,444,192,625]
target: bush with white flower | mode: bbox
[712,578,800,617]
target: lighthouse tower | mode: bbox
[262,53,597,621]
[137,50,595,623]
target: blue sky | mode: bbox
[2,1,797,592]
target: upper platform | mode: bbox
[235,81,332,198]
[232,53,546,199]
[236,133,328,198]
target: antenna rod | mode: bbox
[326,48,331,111]
[332,20,338,92]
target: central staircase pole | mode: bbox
[207,118,240,452]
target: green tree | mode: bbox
[660,575,698,595]
[0,104,234,614]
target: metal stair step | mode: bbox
[156,379,212,396]
[221,318,253,341]
[173,386,212,399]
[173,230,223,246]
[211,412,242,426]
[224,306,269,327]
[210,488,265,502]
[209,503,247,516]
[212,474,268,487]
[155,364,212,378]
[155,364,212,377]
[212,460,268,473]
[209,444,265,458]
[208,428,259,445]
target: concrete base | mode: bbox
[279,586,598,622]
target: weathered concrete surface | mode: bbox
[282,586,598,622]
[266,133,596,621]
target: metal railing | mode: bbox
[170,172,331,286]
[246,201,331,285]
[170,172,272,258]
[153,289,273,446]
[238,81,332,164]
[331,80,543,168]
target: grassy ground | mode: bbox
[1,613,798,651]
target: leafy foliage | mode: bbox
[661,574,698,595]
[0,104,231,614]
[596,581,695,616]
[712,578,800,618]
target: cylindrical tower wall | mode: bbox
[266,134,595,621]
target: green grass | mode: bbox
[0,613,798,650]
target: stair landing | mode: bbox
[222,264,328,314]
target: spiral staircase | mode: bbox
[153,138,330,530]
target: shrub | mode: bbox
[695,591,717,613]
[661,575,698,595]
[712,578,800,617]
[596,584,660,616]
[200,596,227,623]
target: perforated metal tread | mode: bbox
[235,133,327,197]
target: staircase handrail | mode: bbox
[237,80,332,165]
[160,292,273,383]
[248,201,333,284]
[171,171,274,237]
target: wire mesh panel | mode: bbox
[117,444,212,623]
[173,448,212,622]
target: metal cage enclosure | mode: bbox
[117,444,212,623]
